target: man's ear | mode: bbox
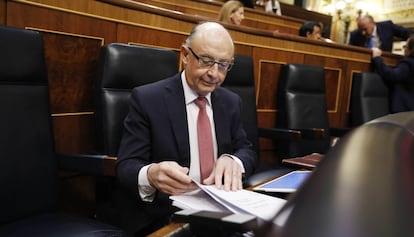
[181,46,189,65]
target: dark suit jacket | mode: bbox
[349,20,413,51]
[372,56,414,113]
[115,73,257,233]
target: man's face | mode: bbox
[307,25,321,40]
[358,18,375,37]
[182,36,234,96]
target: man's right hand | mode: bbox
[147,161,198,195]
[372,47,382,58]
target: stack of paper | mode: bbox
[170,181,287,221]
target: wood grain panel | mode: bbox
[0,0,5,25]
[52,114,95,153]
[139,0,299,34]
[38,30,103,113]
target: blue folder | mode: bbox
[253,170,312,193]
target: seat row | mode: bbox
[0,25,393,236]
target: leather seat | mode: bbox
[350,72,390,126]
[94,43,178,156]
[276,63,350,157]
[0,25,127,237]
[93,43,178,234]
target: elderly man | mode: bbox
[349,15,413,52]
[116,22,257,236]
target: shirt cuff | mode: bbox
[138,164,156,202]
[221,153,245,173]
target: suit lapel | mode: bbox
[212,90,232,154]
[163,75,190,165]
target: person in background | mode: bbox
[299,21,322,40]
[371,35,414,112]
[262,0,281,16]
[349,15,413,52]
[239,0,254,8]
[218,0,245,25]
[116,21,257,236]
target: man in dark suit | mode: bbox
[116,21,257,236]
[349,15,413,52]
[371,36,414,113]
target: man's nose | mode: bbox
[207,63,219,77]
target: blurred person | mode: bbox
[262,0,281,16]
[218,0,245,25]
[371,36,414,112]
[299,21,322,40]
[349,15,413,52]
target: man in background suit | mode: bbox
[349,15,413,52]
[116,21,257,236]
[371,36,414,113]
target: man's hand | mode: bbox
[203,155,243,191]
[372,47,382,58]
[147,161,198,195]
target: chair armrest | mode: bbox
[57,153,117,176]
[258,127,302,141]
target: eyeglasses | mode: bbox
[188,47,233,72]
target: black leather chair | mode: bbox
[94,43,178,156]
[0,25,127,237]
[350,72,390,126]
[257,113,414,237]
[276,63,349,157]
[93,43,178,234]
[222,55,296,187]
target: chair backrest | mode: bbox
[263,119,414,237]
[0,26,58,223]
[276,63,330,156]
[350,72,390,126]
[94,43,178,156]
[221,55,259,154]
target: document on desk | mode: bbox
[170,180,286,221]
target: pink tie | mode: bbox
[194,97,215,181]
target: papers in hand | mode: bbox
[170,180,286,221]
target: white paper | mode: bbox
[197,183,286,221]
[170,189,229,212]
[170,179,287,221]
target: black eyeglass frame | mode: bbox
[188,47,234,72]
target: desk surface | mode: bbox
[148,171,294,236]
[148,222,189,237]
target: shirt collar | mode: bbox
[372,25,377,37]
[181,70,212,106]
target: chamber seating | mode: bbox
[276,63,350,157]
[0,25,127,237]
[350,72,390,126]
[93,43,178,234]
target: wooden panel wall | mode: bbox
[5,0,402,159]
[145,0,304,35]
[0,0,5,24]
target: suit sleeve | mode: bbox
[372,57,412,84]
